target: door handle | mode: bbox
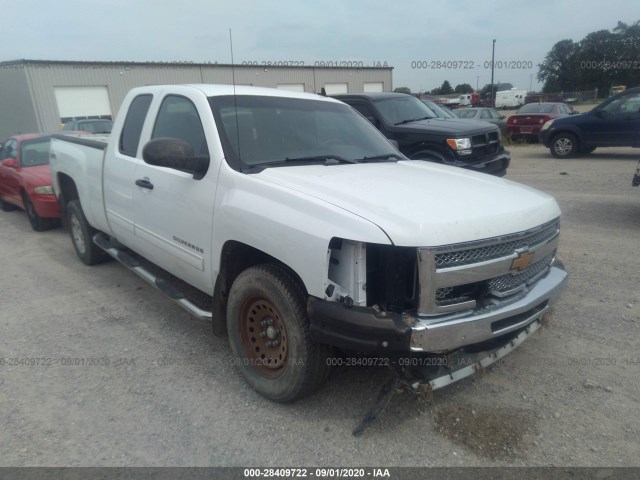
[135,179,154,190]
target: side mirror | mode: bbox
[499,115,506,120]
[2,158,18,168]
[570,110,579,115]
[388,139,399,149]
[142,138,209,180]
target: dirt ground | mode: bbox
[0,144,639,468]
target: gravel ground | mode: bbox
[0,144,639,468]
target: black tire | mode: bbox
[22,193,47,232]
[550,133,578,158]
[0,197,17,211]
[227,264,331,402]
[67,199,108,265]
[580,146,597,155]
[409,149,447,163]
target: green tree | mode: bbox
[454,83,474,94]
[612,21,640,87]
[537,20,640,94]
[578,29,621,93]
[537,39,580,92]
[393,87,411,94]
[439,80,454,95]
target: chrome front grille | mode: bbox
[435,220,559,268]
[419,219,560,316]
[488,253,555,294]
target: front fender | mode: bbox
[211,163,392,298]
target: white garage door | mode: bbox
[276,83,305,92]
[54,86,112,121]
[324,83,348,95]
[364,82,384,92]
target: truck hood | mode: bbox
[255,161,560,247]
[393,118,498,136]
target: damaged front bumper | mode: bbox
[308,265,567,389]
[409,266,567,352]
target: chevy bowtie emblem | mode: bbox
[511,250,534,271]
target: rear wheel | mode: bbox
[550,133,578,158]
[580,146,597,155]
[227,264,331,402]
[67,200,108,265]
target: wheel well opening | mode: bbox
[56,173,79,223]
[211,241,306,336]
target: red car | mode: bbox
[0,133,60,231]
[506,102,575,140]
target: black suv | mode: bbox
[540,87,640,158]
[332,92,510,176]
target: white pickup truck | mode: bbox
[50,84,567,402]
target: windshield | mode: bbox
[517,103,554,114]
[20,138,51,167]
[374,96,436,124]
[422,100,457,119]
[209,95,401,171]
[455,109,477,119]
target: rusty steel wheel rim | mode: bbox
[239,296,288,378]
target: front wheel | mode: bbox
[550,133,578,158]
[227,264,331,402]
[0,197,17,212]
[22,193,47,231]
[67,200,108,265]
[409,149,447,163]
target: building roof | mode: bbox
[0,59,393,70]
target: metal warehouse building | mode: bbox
[0,59,393,139]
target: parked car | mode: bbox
[540,87,640,158]
[62,118,113,133]
[333,92,510,176]
[421,99,458,119]
[0,133,59,230]
[454,107,508,132]
[506,102,574,141]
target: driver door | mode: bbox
[132,93,219,293]
[585,92,640,146]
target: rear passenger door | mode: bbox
[103,94,153,244]
[132,92,219,293]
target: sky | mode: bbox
[1,0,636,93]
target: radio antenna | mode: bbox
[229,28,242,163]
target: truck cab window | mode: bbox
[152,95,209,157]
[119,94,153,157]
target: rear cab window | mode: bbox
[119,94,153,157]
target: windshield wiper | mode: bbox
[244,155,356,173]
[353,153,402,163]
[394,116,434,125]
[283,155,357,164]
